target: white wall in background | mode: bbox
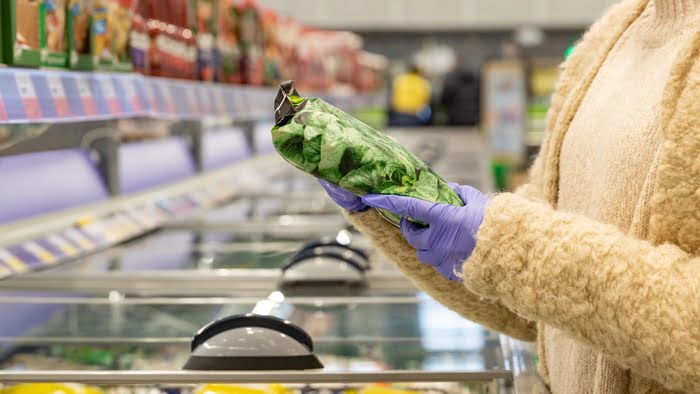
[257,0,624,30]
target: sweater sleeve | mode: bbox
[513,148,548,202]
[463,193,700,392]
[343,208,537,341]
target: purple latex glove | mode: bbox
[362,184,489,281]
[318,180,369,212]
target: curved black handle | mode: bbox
[281,248,368,273]
[298,238,369,261]
[191,313,314,352]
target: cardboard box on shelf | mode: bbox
[107,0,137,72]
[67,0,97,69]
[237,0,264,85]
[0,5,3,64]
[1,0,43,67]
[194,0,217,81]
[130,12,149,74]
[216,0,242,84]
[261,8,282,86]
[141,0,196,79]
[41,0,68,68]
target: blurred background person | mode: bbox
[440,57,480,127]
[389,64,432,127]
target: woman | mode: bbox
[320,0,700,392]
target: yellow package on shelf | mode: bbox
[3,383,103,394]
[196,384,292,394]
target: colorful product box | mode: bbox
[67,0,133,71]
[1,0,43,67]
[236,0,264,85]
[194,0,217,81]
[130,12,149,74]
[67,0,97,69]
[0,7,3,64]
[216,0,242,84]
[141,0,196,79]
[42,0,69,67]
[107,0,136,72]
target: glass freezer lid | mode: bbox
[0,294,507,375]
[226,192,341,217]
[2,223,406,296]
[33,221,373,272]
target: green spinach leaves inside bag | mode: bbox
[271,81,463,226]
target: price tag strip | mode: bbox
[74,77,98,116]
[22,240,58,265]
[0,262,11,279]
[97,76,122,114]
[76,218,111,247]
[0,69,385,123]
[0,248,28,273]
[184,84,200,116]
[63,227,97,252]
[46,75,71,117]
[45,234,80,258]
[111,75,138,114]
[14,72,42,119]
[157,82,176,114]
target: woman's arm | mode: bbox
[463,193,700,392]
[343,208,537,341]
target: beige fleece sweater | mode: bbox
[343,0,700,392]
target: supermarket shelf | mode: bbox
[0,370,511,385]
[0,68,386,124]
[0,154,285,281]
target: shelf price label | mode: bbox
[46,235,80,257]
[113,212,141,235]
[0,262,11,279]
[75,77,98,116]
[63,227,96,252]
[122,77,143,112]
[99,77,122,114]
[157,83,176,114]
[184,85,200,115]
[88,218,121,243]
[22,241,57,265]
[0,96,7,121]
[142,82,158,115]
[76,217,110,246]
[46,75,71,117]
[197,86,213,115]
[0,249,28,273]
[213,88,226,116]
[15,73,42,119]
[232,89,248,117]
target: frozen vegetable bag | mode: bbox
[271,81,463,226]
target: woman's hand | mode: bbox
[362,184,489,281]
[318,180,369,212]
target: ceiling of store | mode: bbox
[256,0,621,31]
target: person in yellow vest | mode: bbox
[389,64,432,126]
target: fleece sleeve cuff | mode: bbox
[344,207,537,341]
[463,193,700,391]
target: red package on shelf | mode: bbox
[217,0,243,84]
[130,13,149,74]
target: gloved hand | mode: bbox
[362,184,489,281]
[318,180,369,212]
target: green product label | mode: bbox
[3,0,42,66]
[40,0,68,67]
